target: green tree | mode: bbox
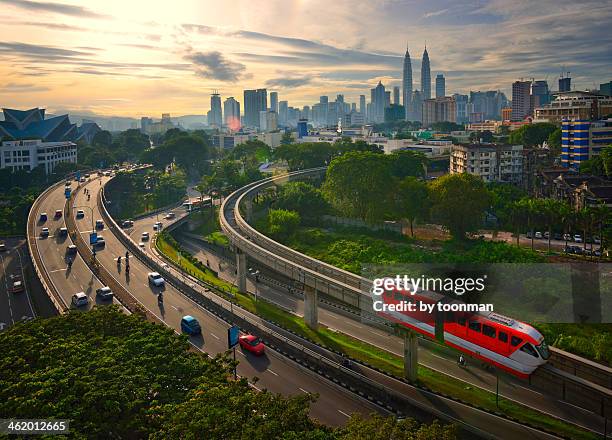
[323,152,394,224]
[601,145,612,177]
[338,414,456,440]
[275,181,328,222]
[508,122,557,147]
[275,142,337,170]
[92,130,112,147]
[267,208,301,240]
[429,173,492,239]
[547,128,562,156]
[395,177,430,237]
[389,150,428,179]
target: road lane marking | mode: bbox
[210,333,219,340]
[236,350,246,357]
[266,369,278,376]
[344,320,362,329]
[170,305,178,311]
[49,268,68,273]
[299,387,309,393]
[337,410,350,418]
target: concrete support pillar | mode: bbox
[403,329,418,382]
[236,250,246,293]
[245,199,253,223]
[303,285,318,329]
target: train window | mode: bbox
[498,331,508,343]
[482,324,496,338]
[511,336,523,347]
[520,343,539,358]
[468,321,481,332]
[457,316,467,326]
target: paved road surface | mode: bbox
[0,239,36,330]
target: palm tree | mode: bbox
[508,200,528,247]
[588,203,609,259]
[557,201,574,249]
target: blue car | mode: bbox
[181,315,201,335]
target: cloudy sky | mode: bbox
[0,0,610,118]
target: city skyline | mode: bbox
[0,0,610,118]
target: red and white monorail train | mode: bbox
[375,284,550,378]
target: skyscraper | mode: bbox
[370,81,387,123]
[402,43,413,120]
[421,46,431,100]
[243,89,267,128]
[435,74,445,98]
[511,80,531,121]
[411,90,424,122]
[559,74,571,92]
[223,97,240,131]
[359,95,366,115]
[279,100,288,126]
[270,91,278,113]
[209,91,222,127]
[393,86,400,105]
[530,80,550,109]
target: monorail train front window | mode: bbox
[519,343,539,358]
[535,340,551,360]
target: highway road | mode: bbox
[0,239,35,330]
[73,176,383,426]
[31,177,119,311]
[173,231,606,435]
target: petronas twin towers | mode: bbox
[402,43,431,120]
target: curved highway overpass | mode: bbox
[27,168,606,438]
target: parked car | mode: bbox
[0,243,6,252]
[141,232,150,241]
[95,219,104,229]
[153,222,163,231]
[526,231,533,239]
[553,232,562,240]
[39,212,48,222]
[534,231,543,239]
[54,209,63,218]
[563,233,572,241]
[238,334,265,356]
[543,231,550,239]
[95,236,105,247]
[59,227,68,237]
[574,234,583,243]
[181,315,201,335]
[76,210,85,219]
[594,236,601,244]
[122,220,134,228]
[147,272,165,287]
[66,244,77,255]
[96,286,114,300]
[72,292,88,307]
[40,227,49,237]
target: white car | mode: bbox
[141,232,150,241]
[534,231,543,239]
[72,292,88,307]
[40,227,49,237]
[139,242,145,248]
[165,212,175,219]
[148,272,165,286]
[153,222,163,231]
[574,234,583,243]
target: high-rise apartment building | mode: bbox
[470,91,508,120]
[270,91,278,113]
[530,80,550,109]
[223,97,241,130]
[403,44,413,120]
[423,96,456,127]
[243,89,267,128]
[435,74,445,98]
[561,119,612,171]
[421,46,431,100]
[411,90,424,122]
[511,80,531,121]
[259,110,278,132]
[559,74,571,92]
[453,94,469,124]
[359,95,366,115]
[209,91,222,127]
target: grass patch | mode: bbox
[156,232,597,440]
[190,207,230,247]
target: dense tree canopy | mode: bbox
[429,173,492,239]
[274,181,328,222]
[508,122,558,147]
[267,208,301,240]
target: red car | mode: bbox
[238,334,265,356]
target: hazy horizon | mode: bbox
[1,0,610,119]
